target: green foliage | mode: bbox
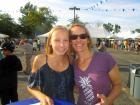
[103,23,114,33]
[19,2,57,38]
[114,24,121,33]
[0,2,57,38]
[103,23,121,34]
[0,13,20,38]
[135,29,140,33]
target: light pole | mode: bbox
[69,6,80,22]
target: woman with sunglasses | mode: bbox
[69,23,121,105]
[27,26,75,105]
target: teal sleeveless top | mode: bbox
[28,63,75,103]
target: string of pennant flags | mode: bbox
[88,0,108,9]
[0,8,138,14]
[0,0,139,14]
[82,8,136,12]
[82,0,137,12]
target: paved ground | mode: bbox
[108,48,140,105]
[1,48,140,105]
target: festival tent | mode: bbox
[0,33,9,38]
[107,34,124,40]
[37,32,49,38]
[116,31,136,39]
[37,32,49,44]
[86,25,110,38]
[134,33,140,39]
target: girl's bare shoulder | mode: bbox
[32,54,47,73]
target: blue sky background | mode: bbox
[0,0,140,31]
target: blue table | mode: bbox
[7,98,76,105]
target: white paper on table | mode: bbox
[30,102,40,105]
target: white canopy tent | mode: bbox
[86,25,110,38]
[116,31,136,39]
[37,32,49,38]
[37,32,49,44]
[0,33,9,38]
[134,34,140,39]
[107,34,124,40]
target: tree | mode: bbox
[135,29,140,33]
[114,24,121,33]
[0,13,20,38]
[19,2,57,38]
[103,23,121,34]
[103,23,114,33]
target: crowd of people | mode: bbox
[0,24,122,105]
[96,38,140,54]
[111,39,140,53]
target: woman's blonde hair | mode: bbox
[46,25,69,55]
[69,23,93,50]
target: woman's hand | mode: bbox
[95,94,110,105]
[40,95,54,105]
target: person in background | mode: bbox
[137,40,140,54]
[19,39,33,74]
[97,40,106,52]
[0,48,4,60]
[27,26,75,105]
[32,39,38,54]
[69,23,122,105]
[0,42,22,105]
[37,38,41,51]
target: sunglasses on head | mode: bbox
[70,34,88,40]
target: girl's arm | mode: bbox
[27,54,54,105]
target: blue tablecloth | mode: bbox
[7,98,76,105]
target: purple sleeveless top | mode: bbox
[74,52,116,105]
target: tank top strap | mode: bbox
[46,54,48,64]
[66,54,70,63]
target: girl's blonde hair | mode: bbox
[46,25,69,55]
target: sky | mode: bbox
[0,0,140,32]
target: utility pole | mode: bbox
[69,6,80,22]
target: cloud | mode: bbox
[0,0,140,31]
